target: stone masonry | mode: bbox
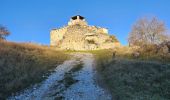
[50,15,120,50]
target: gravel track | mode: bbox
[9,53,112,100]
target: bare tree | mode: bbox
[128,17,168,46]
[0,25,10,40]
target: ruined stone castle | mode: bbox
[50,15,120,50]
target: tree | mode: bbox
[128,17,168,46]
[0,25,10,40]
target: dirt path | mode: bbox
[9,53,111,100]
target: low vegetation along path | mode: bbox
[9,53,111,100]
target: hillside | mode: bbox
[1,39,170,100]
[0,40,68,99]
[92,49,170,100]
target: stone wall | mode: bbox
[68,19,87,26]
[50,24,120,50]
[50,16,120,50]
[50,27,67,46]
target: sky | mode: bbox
[1,0,170,45]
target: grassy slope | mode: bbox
[92,49,170,100]
[0,40,68,99]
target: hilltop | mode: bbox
[50,15,120,50]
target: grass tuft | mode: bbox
[58,61,83,89]
[70,61,84,73]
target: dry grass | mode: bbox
[58,62,83,89]
[0,40,68,99]
[111,46,170,62]
[92,49,170,100]
[70,61,84,73]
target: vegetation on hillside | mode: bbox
[0,40,68,99]
[92,17,170,100]
[0,16,169,100]
[92,49,170,100]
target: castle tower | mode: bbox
[68,15,88,26]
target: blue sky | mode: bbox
[1,0,170,45]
